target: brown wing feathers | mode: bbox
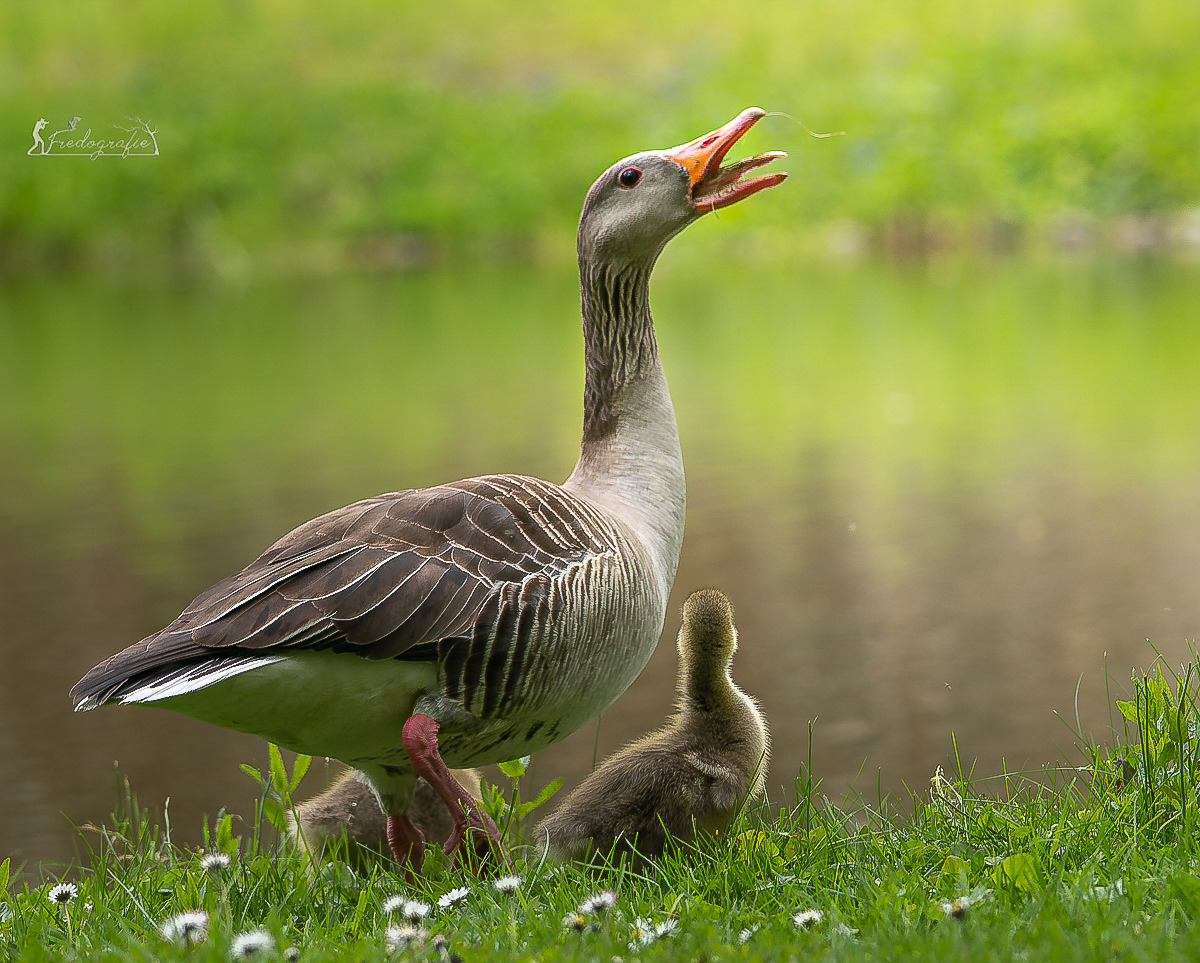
[71,476,616,708]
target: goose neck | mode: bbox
[578,258,657,443]
[566,254,685,592]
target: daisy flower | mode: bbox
[492,874,522,895]
[738,924,761,943]
[578,890,618,914]
[382,896,432,922]
[231,928,274,958]
[47,882,78,907]
[384,925,427,950]
[793,908,824,928]
[563,912,589,932]
[629,917,676,949]
[940,897,968,918]
[200,852,232,872]
[437,887,470,909]
[160,910,210,945]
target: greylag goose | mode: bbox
[533,588,768,863]
[70,108,786,877]
[289,769,481,870]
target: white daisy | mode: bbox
[563,912,588,932]
[47,882,78,907]
[629,917,677,949]
[578,890,618,914]
[437,887,470,909]
[793,908,824,928]
[230,928,275,958]
[738,924,761,943]
[160,910,210,945]
[940,897,968,918]
[383,896,432,922]
[384,924,427,950]
[629,918,655,949]
[200,852,232,872]
[492,874,522,895]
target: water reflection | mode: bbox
[1,258,1198,870]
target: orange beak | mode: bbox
[663,107,788,213]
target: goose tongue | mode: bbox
[663,107,788,213]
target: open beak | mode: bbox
[663,107,788,213]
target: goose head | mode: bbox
[578,107,787,268]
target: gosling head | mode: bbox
[677,587,738,671]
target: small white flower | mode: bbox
[629,918,654,949]
[578,890,618,914]
[940,887,990,918]
[793,908,824,928]
[160,910,210,945]
[940,897,967,918]
[231,928,275,958]
[563,912,588,932]
[47,882,78,907]
[832,921,858,939]
[200,852,232,872]
[384,924,427,950]
[738,924,761,943]
[284,948,300,962]
[383,896,431,922]
[628,917,676,949]
[492,874,522,895]
[437,887,470,909]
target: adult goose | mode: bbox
[71,107,786,877]
[533,588,769,863]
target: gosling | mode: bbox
[533,588,769,863]
[289,768,482,870]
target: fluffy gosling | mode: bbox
[533,588,768,863]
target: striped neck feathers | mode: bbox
[578,257,658,443]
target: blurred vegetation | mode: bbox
[3,0,1198,276]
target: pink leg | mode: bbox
[401,713,508,872]
[386,813,425,882]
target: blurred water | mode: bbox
[2,256,1198,872]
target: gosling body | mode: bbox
[534,588,768,863]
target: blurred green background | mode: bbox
[4,0,1198,276]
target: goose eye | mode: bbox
[617,166,642,188]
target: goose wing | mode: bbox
[71,475,620,710]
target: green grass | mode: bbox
[4,0,1199,275]
[6,653,1200,960]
